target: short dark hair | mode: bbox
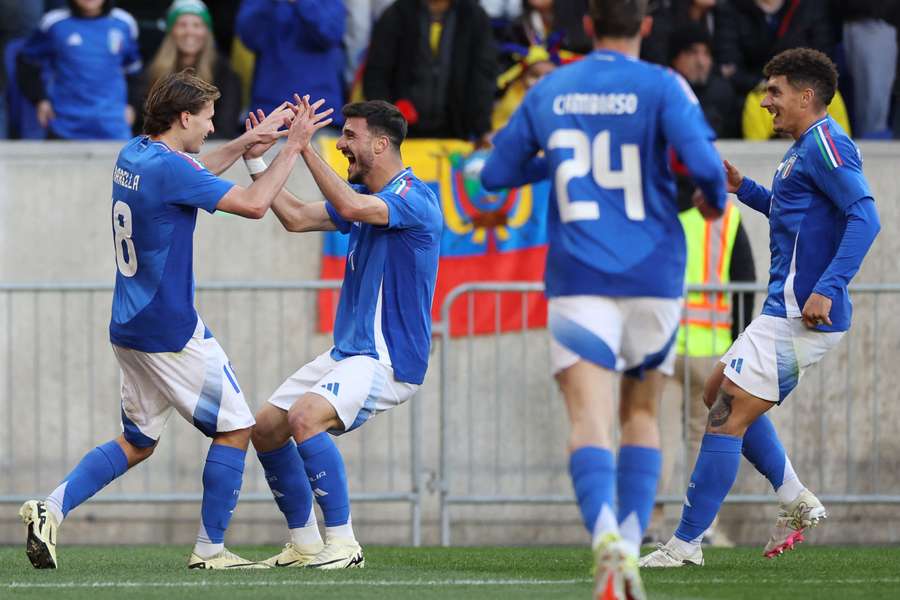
[763,48,838,108]
[142,69,220,136]
[67,0,114,17]
[589,0,648,39]
[342,101,408,149]
[668,23,711,64]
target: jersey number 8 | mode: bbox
[548,129,645,223]
[113,200,138,277]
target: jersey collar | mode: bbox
[381,167,412,191]
[799,116,830,141]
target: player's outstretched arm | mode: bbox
[216,98,333,219]
[480,105,546,191]
[292,95,390,226]
[200,103,295,175]
[243,110,336,232]
[723,160,771,217]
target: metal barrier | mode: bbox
[0,281,423,546]
[438,281,900,546]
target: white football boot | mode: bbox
[187,548,268,569]
[593,532,646,600]
[638,537,704,568]
[763,488,827,558]
[19,500,59,569]
[262,541,325,568]
[306,537,365,569]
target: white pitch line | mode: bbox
[6,578,592,590]
[650,577,900,585]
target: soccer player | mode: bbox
[640,48,880,568]
[18,69,318,570]
[480,0,726,597]
[242,98,442,569]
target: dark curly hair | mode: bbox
[763,48,838,108]
[142,69,220,136]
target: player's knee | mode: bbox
[119,437,155,465]
[287,397,329,443]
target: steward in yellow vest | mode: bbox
[677,200,751,356]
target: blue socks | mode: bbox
[198,444,246,545]
[742,414,803,504]
[298,433,350,529]
[258,440,314,529]
[675,433,742,544]
[617,445,661,547]
[46,440,128,523]
[569,446,616,535]
[742,415,786,488]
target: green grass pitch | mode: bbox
[2,545,899,599]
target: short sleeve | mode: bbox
[660,70,715,147]
[113,9,142,74]
[808,127,872,213]
[376,179,429,230]
[325,202,352,234]
[164,153,234,213]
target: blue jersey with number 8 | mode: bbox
[109,136,234,352]
[483,50,726,298]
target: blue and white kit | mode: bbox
[21,8,142,139]
[481,50,726,375]
[109,136,253,445]
[723,116,880,402]
[267,168,442,430]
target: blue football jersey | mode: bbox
[325,169,442,384]
[736,116,874,332]
[109,137,234,352]
[21,8,142,139]
[482,50,726,298]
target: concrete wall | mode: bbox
[1,140,899,547]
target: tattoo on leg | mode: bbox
[708,391,734,428]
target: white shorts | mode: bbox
[720,314,844,403]
[267,350,419,433]
[548,296,682,377]
[113,318,254,447]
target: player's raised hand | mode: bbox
[723,160,744,194]
[242,102,294,157]
[801,292,832,329]
[285,94,334,152]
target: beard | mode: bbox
[348,155,372,185]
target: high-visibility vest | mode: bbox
[676,201,741,357]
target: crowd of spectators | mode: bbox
[1,0,899,142]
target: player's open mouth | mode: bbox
[344,152,356,165]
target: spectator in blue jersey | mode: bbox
[363,0,497,144]
[236,0,345,123]
[480,0,726,596]
[136,0,242,139]
[18,69,317,570]
[242,99,441,571]
[641,48,880,568]
[16,0,143,139]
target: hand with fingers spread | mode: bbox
[801,293,832,329]
[286,94,334,152]
[723,160,744,194]
[243,101,296,158]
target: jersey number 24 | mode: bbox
[113,200,137,277]
[548,129,645,223]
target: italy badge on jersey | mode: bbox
[781,154,798,179]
